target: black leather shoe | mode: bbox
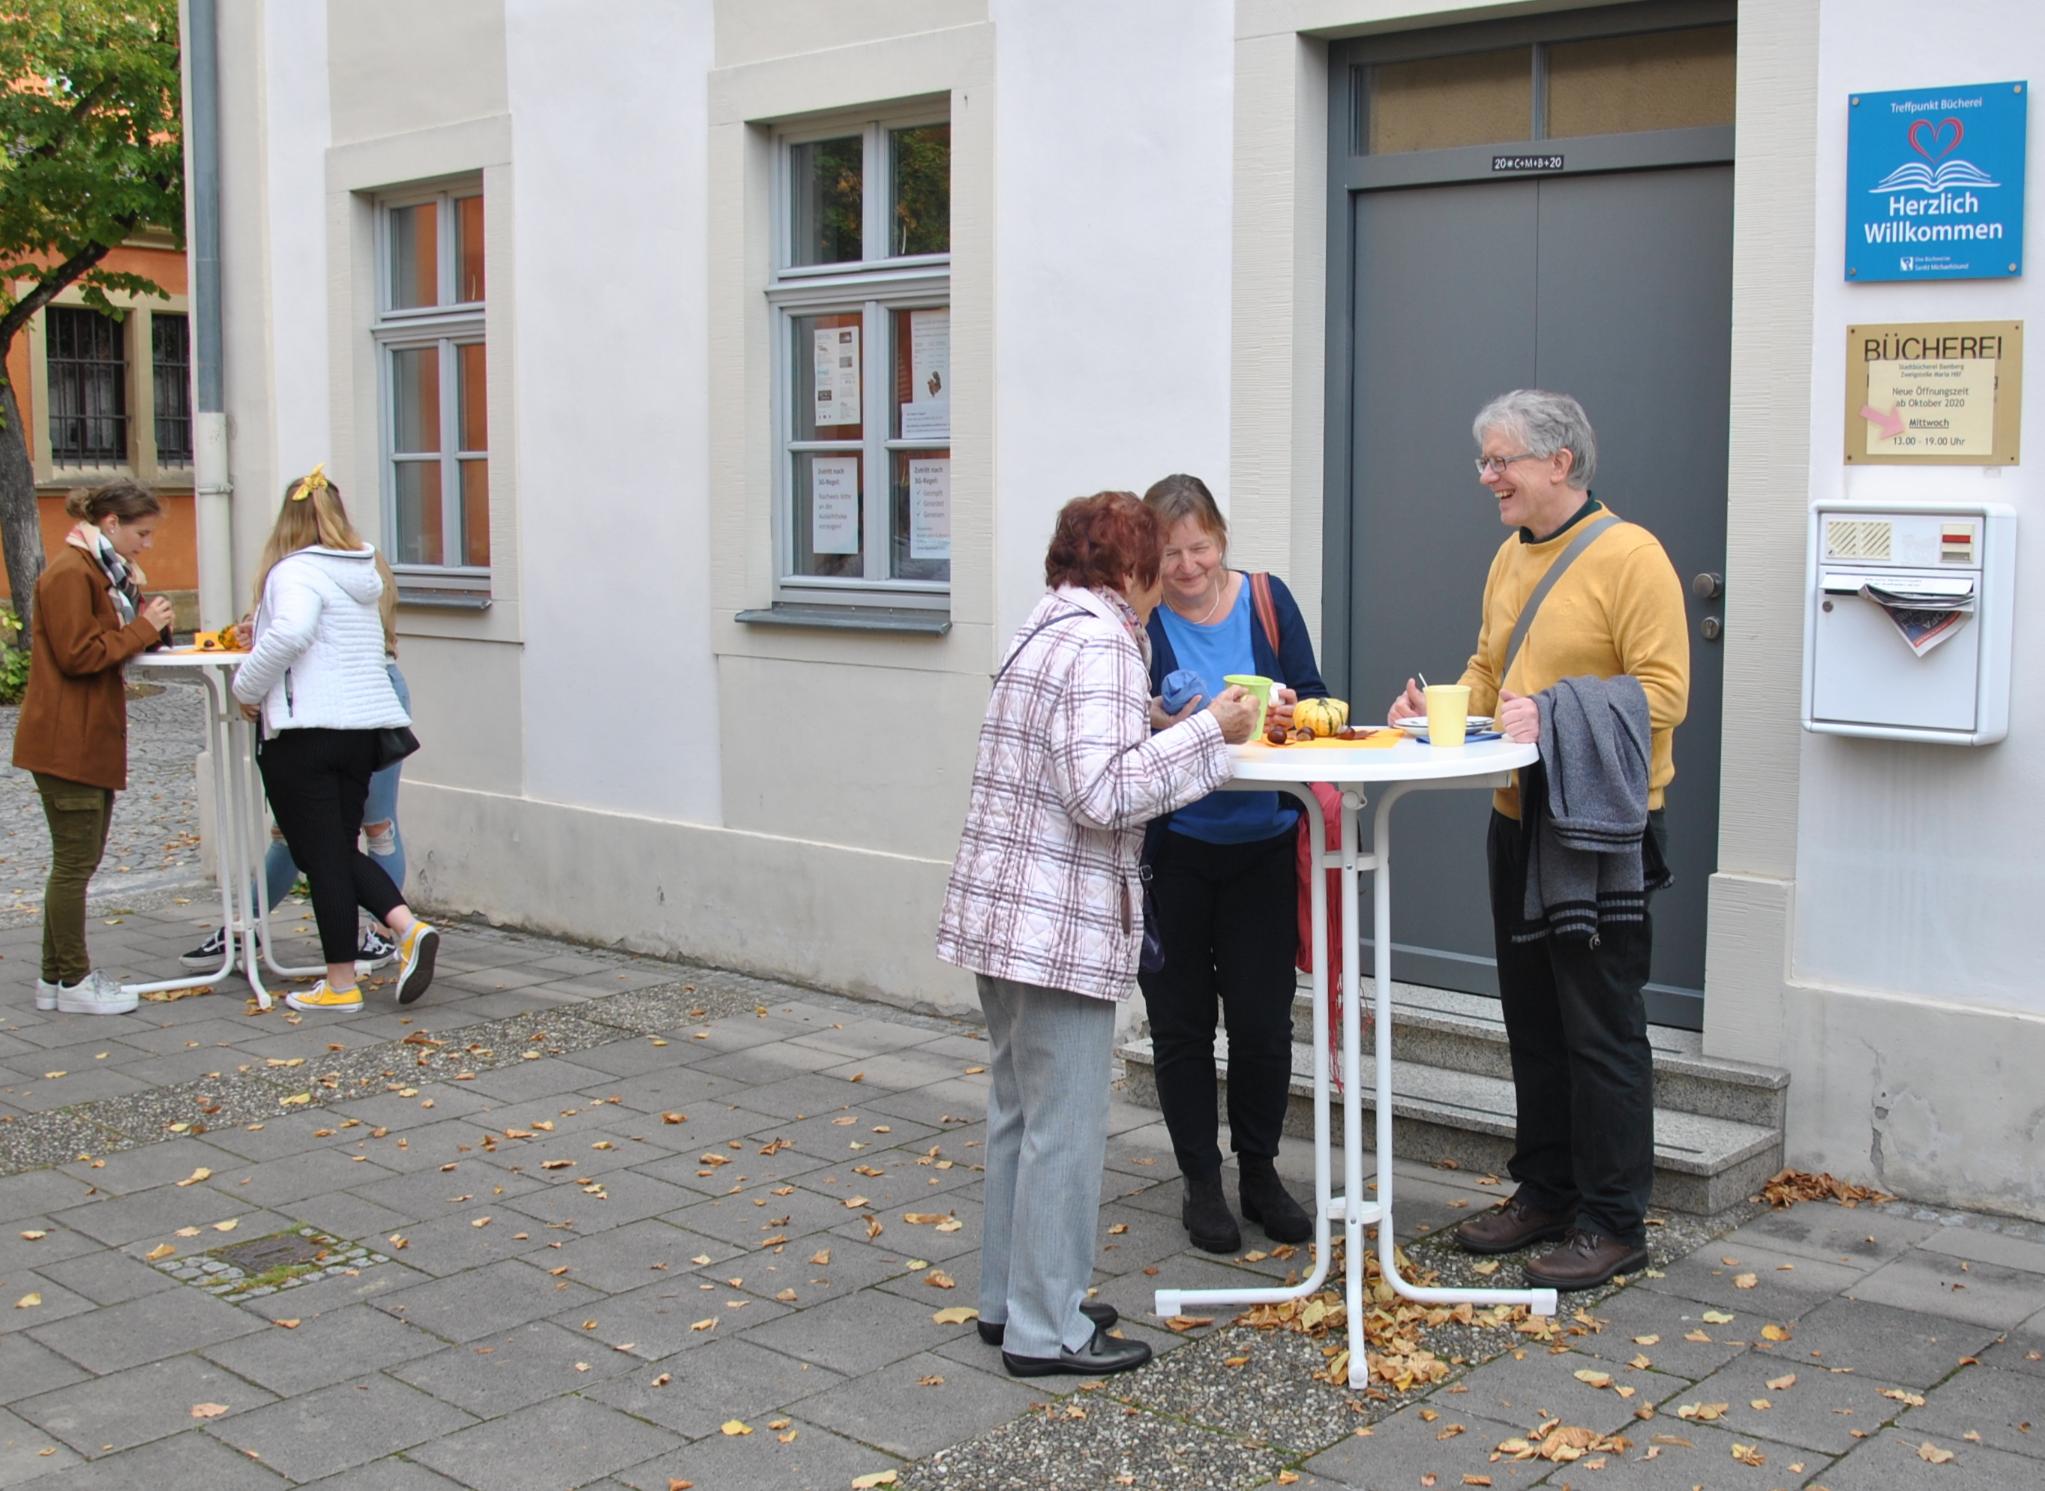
[1002,1323,1153,1378]
[1452,1192,1576,1255]
[1523,1228,1650,1291]
[978,1299,1117,1346]
[1238,1159,1312,1244]
[1182,1170,1241,1253]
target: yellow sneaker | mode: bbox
[286,980,363,1014]
[394,921,439,1006]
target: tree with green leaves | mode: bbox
[0,0,183,626]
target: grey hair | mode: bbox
[1472,389,1598,490]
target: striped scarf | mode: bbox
[64,523,143,625]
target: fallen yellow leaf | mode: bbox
[146,1243,177,1261]
[15,1293,40,1309]
[1573,1368,1613,1389]
[18,1231,46,1242]
[1761,1322,1791,1341]
[190,1403,230,1420]
[720,1419,752,1436]
[931,1306,979,1325]
[1700,1309,1735,1324]
[852,1474,900,1490]
[174,1168,212,1187]
[1767,1372,1797,1390]
[274,1319,300,1329]
[213,1219,239,1233]
[1733,1272,1758,1289]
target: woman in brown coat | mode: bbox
[10,482,174,1015]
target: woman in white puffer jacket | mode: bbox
[232,468,440,1013]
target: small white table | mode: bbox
[1151,733,1557,1387]
[126,651,319,1009]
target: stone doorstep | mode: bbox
[1287,979,1790,1128]
[1117,1035,1783,1216]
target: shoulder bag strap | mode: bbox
[1499,513,1621,688]
[990,607,1091,689]
[1249,571,1281,655]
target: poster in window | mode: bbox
[902,309,949,440]
[909,457,950,561]
[813,327,861,426]
[811,455,860,555]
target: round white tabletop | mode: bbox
[130,648,243,669]
[1226,734,1536,784]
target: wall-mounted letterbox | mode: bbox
[1802,502,2014,745]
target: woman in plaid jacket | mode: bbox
[937,491,1258,1379]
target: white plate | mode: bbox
[1394,715,1493,732]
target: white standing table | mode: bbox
[126,651,320,1009]
[1151,733,1557,1387]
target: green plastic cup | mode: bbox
[1224,674,1275,737]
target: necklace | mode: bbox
[1195,571,1229,624]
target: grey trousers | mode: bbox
[976,973,1116,1359]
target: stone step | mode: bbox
[1288,979,1789,1129]
[1118,1034,1783,1216]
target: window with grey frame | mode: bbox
[47,307,128,466]
[771,112,951,606]
[151,311,193,466]
[373,184,489,587]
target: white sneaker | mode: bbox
[55,970,138,1016]
[35,979,59,1012]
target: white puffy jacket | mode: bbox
[232,546,409,735]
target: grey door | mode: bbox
[1343,165,1732,1026]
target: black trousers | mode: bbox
[1486,809,1658,1245]
[257,728,404,965]
[1138,826,1298,1179]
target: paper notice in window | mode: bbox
[909,457,950,561]
[902,309,949,440]
[811,455,860,555]
[814,327,861,427]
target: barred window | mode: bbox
[152,312,193,466]
[47,307,128,466]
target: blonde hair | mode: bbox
[251,469,366,616]
[374,550,398,657]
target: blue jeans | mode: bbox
[257,662,410,911]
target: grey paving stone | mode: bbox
[47,1179,247,1246]
[680,1038,849,1086]
[740,1284,972,1377]
[751,1106,942,1161]
[353,1204,551,1280]
[0,1272,96,1334]
[24,1278,264,1371]
[0,1170,102,1223]
[278,1192,413,1251]
[738,1235,925,1309]
[0,1220,100,1275]
[1675,1352,1922,1454]
[0,1331,88,1405]
[1636,1242,1871,1322]
[10,1427,277,1489]
[616,1140,834,1200]
[297,1457,467,1490]
[1978,1325,2045,1377]
[1089,1201,1206,1278]
[204,1372,477,1482]
[1449,1344,1689,1436]
[233,1259,432,1321]
[1562,1283,1752,1380]
[1537,1419,1831,1488]
[1750,1296,1999,1388]
[787,1347,1040,1459]
[53,1137,246,1196]
[1919,1225,2045,1275]
[1898,1362,2045,1459]
[588,1335,848,1438]
[390,1318,641,1415]
[324,1085,496,1131]
[14,1352,276,1457]
[491,1167,698,1231]
[1301,1404,1553,1489]
[406,1393,680,1491]
[524,1216,741,1294]
[0,1401,84,1482]
[36,1248,180,1306]
[730,1071,893,1121]
[1850,1247,2045,1329]
[200,1304,446,1396]
[375,1257,601,1344]
[837,1193,984,1261]
[550,1036,713,1080]
[666,1178,876,1250]
[203,1148,403,1209]
[0,1068,154,1112]
[1821,1425,2042,1490]
[341,1160,545,1225]
[562,1275,792,1359]
[616,1417,900,1491]
[481,1127,688,1183]
[452,1057,620,1107]
[1720,1203,1936,1268]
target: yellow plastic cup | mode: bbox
[1424,683,1471,748]
[1224,674,1275,737]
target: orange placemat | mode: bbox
[1259,730,1407,750]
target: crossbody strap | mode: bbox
[990,607,1091,689]
[1248,571,1281,655]
[1499,513,1621,688]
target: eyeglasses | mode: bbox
[1475,452,1537,476]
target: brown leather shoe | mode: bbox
[1453,1193,1575,1255]
[1524,1228,1650,1290]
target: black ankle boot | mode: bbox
[1238,1157,1312,1244]
[1181,1170,1241,1253]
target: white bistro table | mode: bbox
[127,651,319,1009]
[1151,733,1557,1387]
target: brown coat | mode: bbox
[10,546,163,791]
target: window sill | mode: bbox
[396,588,493,611]
[736,603,951,636]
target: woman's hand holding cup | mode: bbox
[1209,684,1259,744]
[141,595,175,632]
[1268,685,1298,731]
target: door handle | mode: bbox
[1700,615,1722,642]
[1691,571,1724,600]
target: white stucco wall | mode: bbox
[989,0,1235,643]
[503,0,721,823]
[259,0,332,491]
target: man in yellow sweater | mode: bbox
[1388,389,1689,1290]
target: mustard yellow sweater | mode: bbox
[1458,509,1691,819]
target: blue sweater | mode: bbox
[1145,572,1327,847]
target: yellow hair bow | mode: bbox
[290,463,330,502]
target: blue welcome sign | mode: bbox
[1846,80,2026,281]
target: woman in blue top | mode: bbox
[1140,474,1326,1254]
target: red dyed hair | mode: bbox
[1043,491,1163,592]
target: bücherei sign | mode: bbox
[1845,81,2026,282]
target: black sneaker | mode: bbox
[355,927,398,973]
[180,928,229,970]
